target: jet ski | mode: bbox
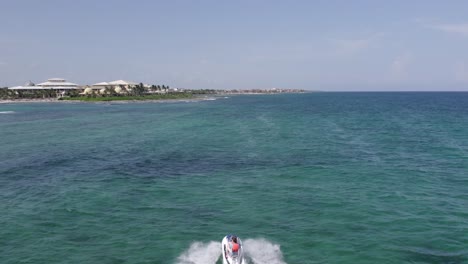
[221,234,245,264]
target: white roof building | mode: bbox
[36,78,78,87]
[89,82,110,90]
[91,80,138,90]
[9,78,80,90]
[92,80,138,86]
[108,80,138,86]
[92,82,109,86]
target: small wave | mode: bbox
[0,111,15,114]
[244,238,287,264]
[176,241,221,264]
[176,238,287,264]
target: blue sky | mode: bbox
[1,0,468,90]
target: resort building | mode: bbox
[36,78,79,89]
[89,80,138,94]
[91,80,137,89]
[9,78,80,91]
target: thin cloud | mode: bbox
[420,20,468,36]
[433,23,468,35]
[335,38,371,54]
[199,59,209,65]
[389,53,413,81]
[331,32,385,56]
[455,62,468,82]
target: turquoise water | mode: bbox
[1,93,468,264]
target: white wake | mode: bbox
[0,111,15,114]
[176,238,287,264]
[176,241,221,264]
[243,238,287,264]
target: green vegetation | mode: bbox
[1,83,305,101]
[0,80,305,102]
[0,87,61,99]
[0,83,188,101]
[189,89,217,94]
[59,93,193,102]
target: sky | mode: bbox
[1,0,468,91]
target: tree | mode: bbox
[0,88,9,99]
[132,83,146,96]
[64,89,80,98]
[104,86,114,96]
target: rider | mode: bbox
[231,235,239,254]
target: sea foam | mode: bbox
[176,241,221,264]
[176,238,287,264]
[243,238,287,264]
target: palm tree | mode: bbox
[104,86,113,97]
[0,88,8,99]
[8,89,16,99]
[132,83,145,96]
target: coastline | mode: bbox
[0,97,219,104]
[0,92,308,104]
[0,98,65,104]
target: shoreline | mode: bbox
[0,97,220,104]
[0,92,307,104]
[0,98,64,104]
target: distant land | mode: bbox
[0,79,309,102]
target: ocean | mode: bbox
[1,93,468,264]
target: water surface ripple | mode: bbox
[1,93,468,263]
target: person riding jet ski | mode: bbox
[222,234,244,264]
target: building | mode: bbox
[91,80,137,88]
[90,80,138,94]
[36,78,79,89]
[9,78,80,92]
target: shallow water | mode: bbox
[1,93,468,263]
